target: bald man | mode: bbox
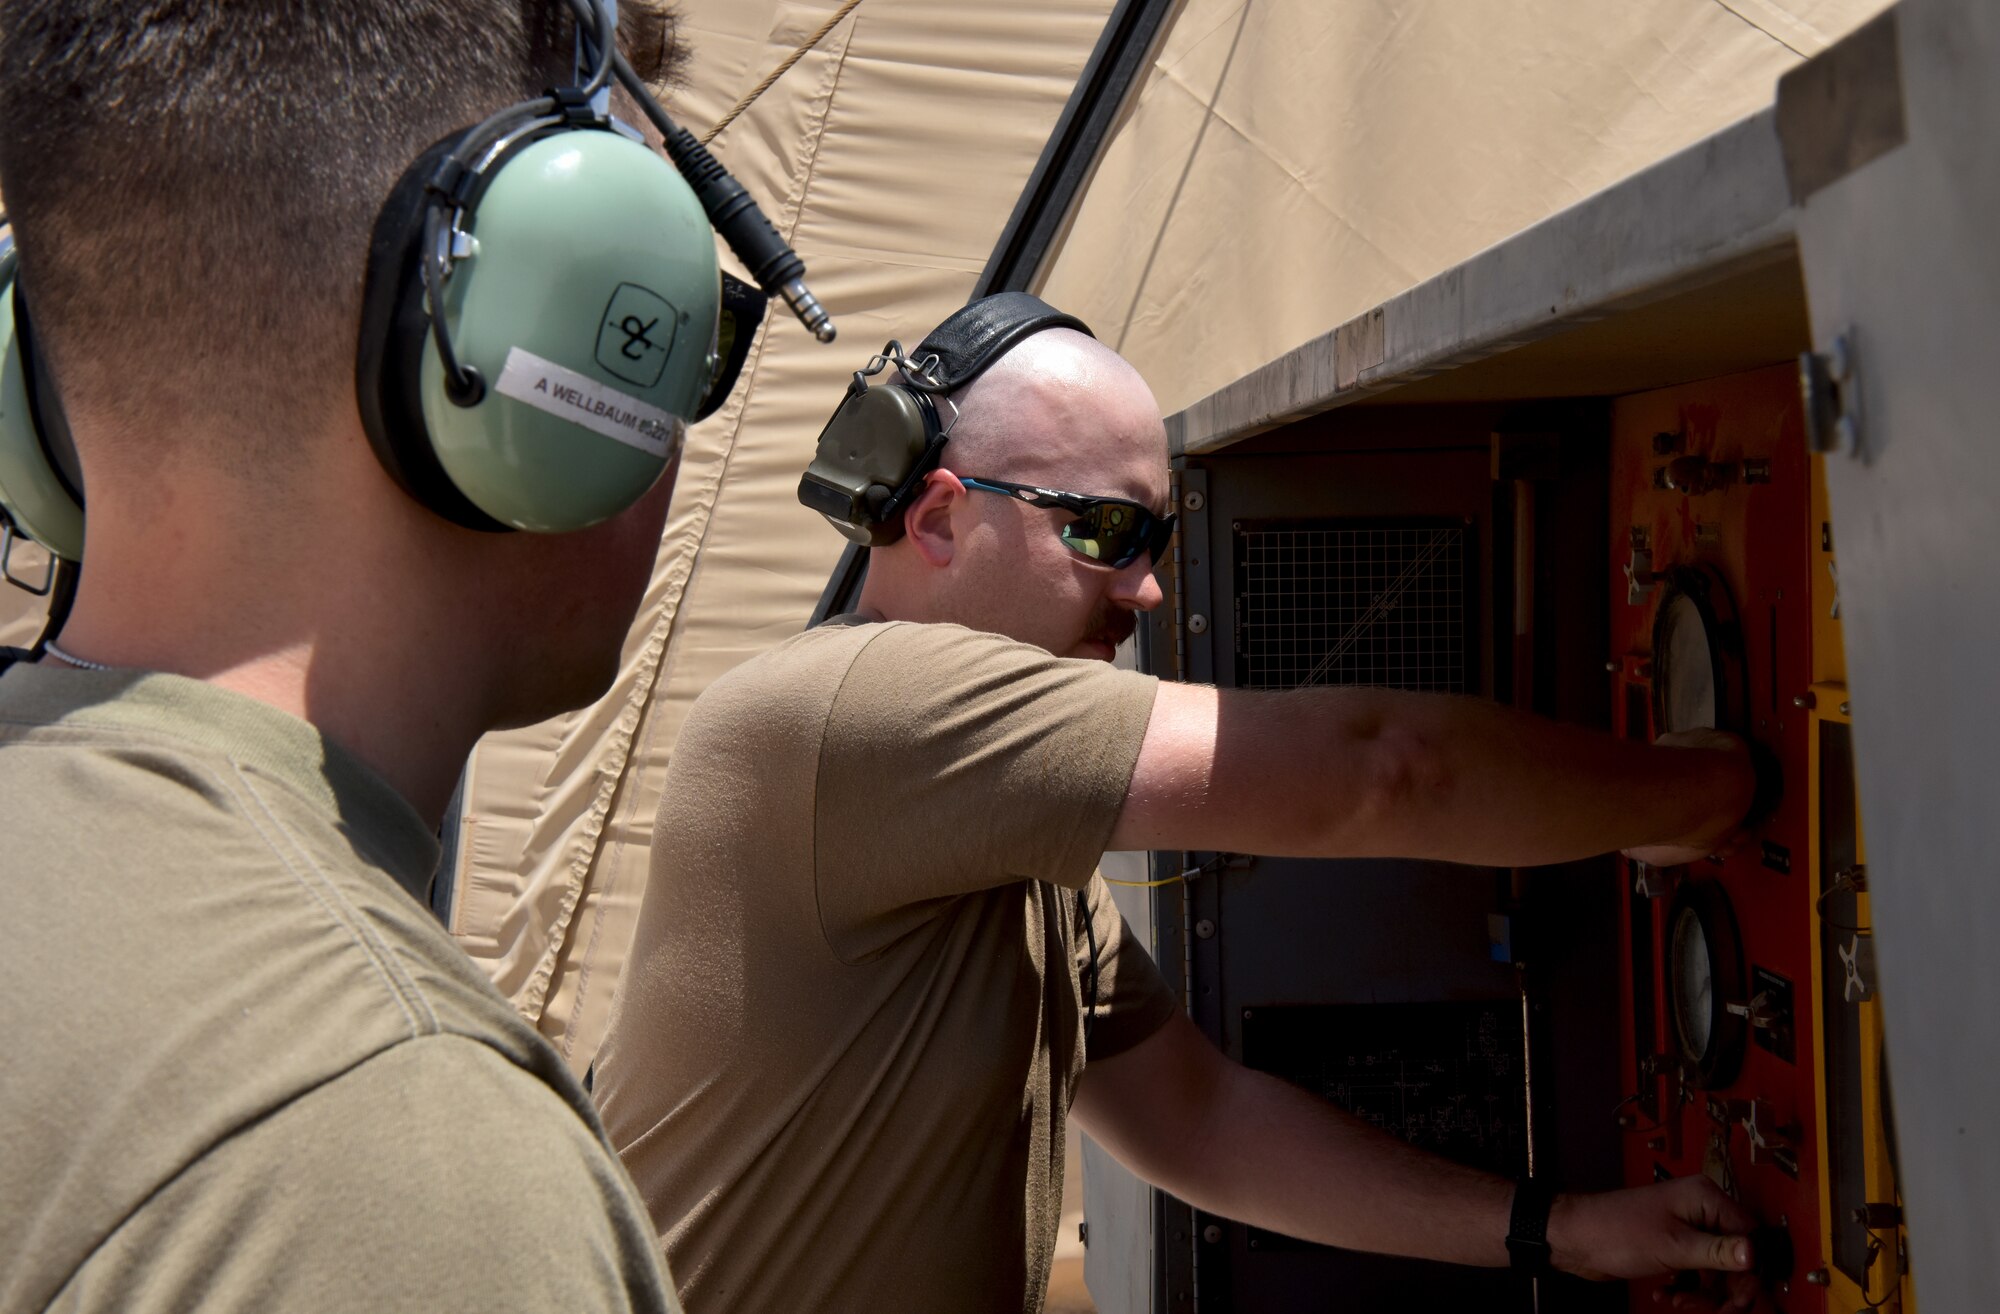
[595,317,1766,1313]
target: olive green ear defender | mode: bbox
[797,292,1091,547]
[358,96,745,534]
[0,228,87,578]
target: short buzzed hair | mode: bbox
[0,1,683,466]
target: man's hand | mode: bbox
[1620,729,1758,867]
[1549,1177,1761,1309]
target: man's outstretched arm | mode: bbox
[1109,684,1754,866]
[1071,1011,1762,1307]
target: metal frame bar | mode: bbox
[973,0,1181,299]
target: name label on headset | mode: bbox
[494,347,681,458]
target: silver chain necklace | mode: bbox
[41,640,114,671]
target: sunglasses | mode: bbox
[957,475,1177,569]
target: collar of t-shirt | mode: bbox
[0,662,440,900]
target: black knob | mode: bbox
[1750,1225,1795,1286]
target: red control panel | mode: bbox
[1609,363,1819,1306]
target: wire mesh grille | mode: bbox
[1236,523,1468,691]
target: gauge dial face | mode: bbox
[1656,591,1718,732]
[1671,904,1715,1063]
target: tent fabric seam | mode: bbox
[1706,0,1812,57]
[1144,58,1425,282]
[519,11,863,1038]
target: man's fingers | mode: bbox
[1722,1269,1764,1310]
[1681,1178,1760,1237]
[1670,1227,1752,1274]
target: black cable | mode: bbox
[1856,1230,1899,1310]
[418,97,563,406]
[422,203,485,404]
[1612,1091,1671,1135]
[566,0,835,342]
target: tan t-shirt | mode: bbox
[0,664,679,1314]
[595,618,1180,1314]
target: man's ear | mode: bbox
[901,469,966,569]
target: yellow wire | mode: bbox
[1103,873,1190,888]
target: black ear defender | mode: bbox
[0,219,86,584]
[797,291,1091,547]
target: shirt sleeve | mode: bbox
[1078,871,1182,1063]
[59,1036,681,1314]
[813,622,1160,952]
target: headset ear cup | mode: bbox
[0,256,86,564]
[796,293,1091,547]
[858,478,902,549]
[363,127,721,535]
[797,383,942,545]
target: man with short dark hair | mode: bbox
[0,4,693,1309]
[597,320,1768,1313]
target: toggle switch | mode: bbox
[1737,1098,1800,1166]
[1724,990,1784,1032]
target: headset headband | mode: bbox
[905,292,1091,393]
[795,292,1094,546]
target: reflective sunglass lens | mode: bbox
[1060,521,1111,561]
[1061,502,1146,566]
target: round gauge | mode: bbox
[1666,878,1746,1089]
[1670,905,1715,1056]
[1656,591,1717,730]
[1650,568,1741,735]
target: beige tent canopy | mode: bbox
[445,0,1127,1066]
[0,0,1889,1065]
[445,0,1890,1073]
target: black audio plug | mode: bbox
[588,17,838,344]
[660,123,835,343]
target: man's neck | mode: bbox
[53,604,489,829]
[53,487,498,828]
